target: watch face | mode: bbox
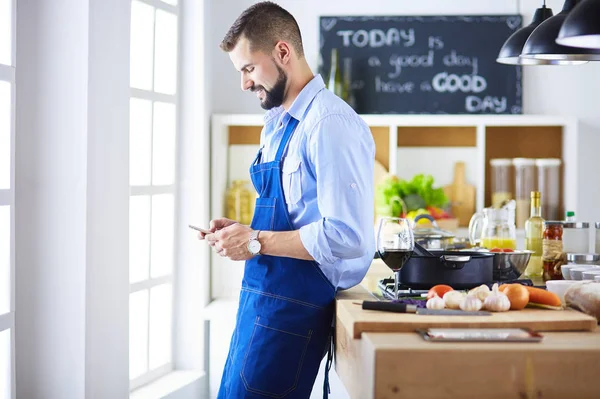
[248,240,261,255]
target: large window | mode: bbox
[128,0,179,390]
[0,0,15,398]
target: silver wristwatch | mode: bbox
[247,230,261,256]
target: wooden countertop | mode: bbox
[334,262,600,398]
[355,330,600,399]
[339,261,597,339]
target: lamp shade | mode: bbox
[522,0,600,61]
[497,6,562,65]
[556,0,600,49]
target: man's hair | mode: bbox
[220,1,304,58]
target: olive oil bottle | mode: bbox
[524,191,544,277]
[327,48,344,99]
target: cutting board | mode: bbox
[338,299,597,339]
[443,161,475,227]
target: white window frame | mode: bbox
[129,0,180,392]
[0,0,16,398]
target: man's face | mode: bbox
[229,37,288,110]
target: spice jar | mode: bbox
[512,158,536,229]
[536,158,561,221]
[490,159,512,207]
[542,221,564,281]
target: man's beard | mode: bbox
[252,65,287,110]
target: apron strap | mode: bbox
[274,116,299,162]
[322,318,336,399]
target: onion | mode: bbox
[500,284,530,310]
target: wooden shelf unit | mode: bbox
[485,125,565,214]
[210,114,578,298]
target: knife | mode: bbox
[361,301,491,316]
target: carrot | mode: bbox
[523,286,562,307]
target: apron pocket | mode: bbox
[282,156,302,206]
[241,316,312,398]
[250,197,276,231]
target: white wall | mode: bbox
[207,0,600,221]
[15,0,90,397]
[15,0,130,397]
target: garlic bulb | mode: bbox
[443,290,466,309]
[426,293,445,310]
[468,284,491,302]
[483,283,511,312]
[460,294,483,312]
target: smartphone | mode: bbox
[189,224,212,234]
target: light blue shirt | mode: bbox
[259,75,375,290]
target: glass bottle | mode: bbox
[342,57,355,109]
[226,180,253,225]
[524,191,544,278]
[327,48,344,99]
[542,221,564,281]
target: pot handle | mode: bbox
[413,213,439,227]
[440,255,471,270]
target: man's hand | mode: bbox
[197,217,237,240]
[205,223,255,261]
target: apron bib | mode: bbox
[217,117,336,399]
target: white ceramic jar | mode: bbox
[563,222,590,254]
[596,222,600,254]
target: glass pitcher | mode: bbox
[469,200,517,249]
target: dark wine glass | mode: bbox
[377,217,415,298]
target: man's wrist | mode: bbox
[247,230,260,255]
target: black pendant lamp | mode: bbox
[556,0,600,49]
[497,4,564,65]
[521,0,600,62]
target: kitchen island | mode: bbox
[335,266,600,399]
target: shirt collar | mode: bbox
[262,74,326,123]
[288,74,325,121]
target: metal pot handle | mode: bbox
[440,255,471,270]
[413,214,439,227]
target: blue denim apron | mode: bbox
[217,117,336,399]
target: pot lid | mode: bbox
[413,226,455,239]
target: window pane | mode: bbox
[0,207,9,316]
[130,0,154,90]
[0,81,10,190]
[129,196,150,283]
[150,194,174,278]
[149,284,172,369]
[152,102,176,185]
[160,0,178,5]
[129,98,152,186]
[0,329,10,399]
[153,10,177,95]
[129,290,149,380]
[0,0,11,66]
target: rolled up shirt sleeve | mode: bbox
[298,113,375,265]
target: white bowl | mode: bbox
[561,264,583,280]
[582,270,600,280]
[570,266,600,280]
[546,280,585,305]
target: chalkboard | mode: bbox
[319,15,523,114]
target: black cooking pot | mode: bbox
[399,250,494,290]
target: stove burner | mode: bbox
[377,277,535,300]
